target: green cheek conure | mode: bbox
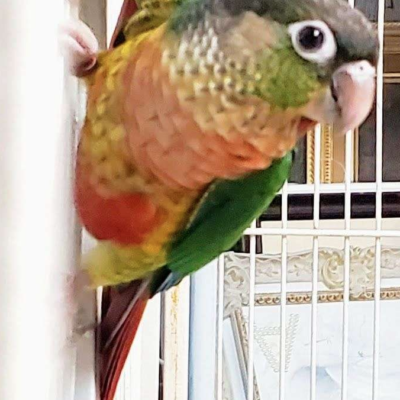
[60,0,378,398]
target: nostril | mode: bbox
[355,61,376,77]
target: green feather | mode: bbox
[150,152,293,294]
[255,44,322,109]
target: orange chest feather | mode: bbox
[75,28,300,247]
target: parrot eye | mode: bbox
[288,20,337,65]
[298,27,324,50]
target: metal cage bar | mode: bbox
[310,124,322,400]
[373,1,386,399]
[279,181,288,400]
[341,0,355,397]
[216,254,225,400]
[246,223,257,400]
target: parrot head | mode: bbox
[165,0,378,136]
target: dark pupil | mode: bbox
[298,27,324,51]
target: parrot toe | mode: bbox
[59,18,99,77]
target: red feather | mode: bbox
[98,281,150,400]
[75,162,164,245]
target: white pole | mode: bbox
[216,254,225,400]
[310,124,321,400]
[163,279,191,400]
[188,260,219,400]
[0,1,78,399]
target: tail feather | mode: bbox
[109,0,139,48]
[98,280,150,400]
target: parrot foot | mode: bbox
[59,18,99,77]
[65,269,98,345]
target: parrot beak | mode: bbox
[300,60,376,134]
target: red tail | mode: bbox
[98,281,150,400]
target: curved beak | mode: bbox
[301,60,376,134]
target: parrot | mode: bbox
[61,0,378,399]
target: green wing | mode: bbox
[150,152,293,294]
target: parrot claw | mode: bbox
[67,321,97,347]
[59,19,99,77]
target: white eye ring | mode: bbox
[288,20,337,65]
